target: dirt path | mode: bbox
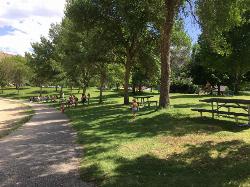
[0,99,29,136]
[0,102,92,187]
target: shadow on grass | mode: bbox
[70,104,246,140]
[100,140,250,186]
[66,102,250,185]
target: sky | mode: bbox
[0,0,66,55]
[0,0,201,56]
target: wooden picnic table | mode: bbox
[133,95,154,104]
[198,98,250,125]
[200,98,250,105]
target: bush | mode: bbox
[170,79,198,94]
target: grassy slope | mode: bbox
[1,87,250,186]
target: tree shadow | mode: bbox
[67,103,249,170]
[0,105,28,112]
[100,140,250,186]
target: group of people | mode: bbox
[29,95,58,103]
[66,95,79,107]
[61,93,90,113]
[31,93,139,120]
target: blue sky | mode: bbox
[0,0,201,55]
[0,0,65,55]
[184,14,201,44]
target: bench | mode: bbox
[218,105,248,112]
[145,100,158,107]
[191,108,249,123]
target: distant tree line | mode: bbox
[0,55,31,93]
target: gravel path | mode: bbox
[0,99,29,136]
[0,102,92,187]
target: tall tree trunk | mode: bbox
[124,54,132,105]
[1,86,3,94]
[139,83,142,93]
[78,87,81,93]
[234,73,240,95]
[82,77,90,94]
[159,0,180,108]
[116,83,119,91]
[70,86,73,93]
[60,85,63,98]
[40,85,42,97]
[132,84,136,94]
[99,71,105,104]
[217,84,221,95]
[82,86,87,94]
[99,86,103,104]
[56,85,58,92]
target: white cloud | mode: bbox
[0,0,66,55]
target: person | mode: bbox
[69,95,74,106]
[81,94,87,104]
[61,102,65,113]
[204,81,212,93]
[73,95,78,107]
[87,93,90,105]
[131,98,139,121]
[45,95,49,102]
[50,95,55,102]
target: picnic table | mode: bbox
[133,95,154,104]
[191,98,250,125]
[133,95,158,108]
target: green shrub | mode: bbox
[170,79,198,94]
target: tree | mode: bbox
[48,23,67,93]
[107,64,125,91]
[131,43,160,93]
[196,0,249,56]
[191,10,250,94]
[158,0,183,108]
[224,11,250,93]
[11,56,31,93]
[158,0,249,107]
[66,0,157,104]
[0,57,13,93]
[189,38,231,91]
[0,55,31,94]
[27,37,57,96]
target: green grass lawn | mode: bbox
[1,87,250,186]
